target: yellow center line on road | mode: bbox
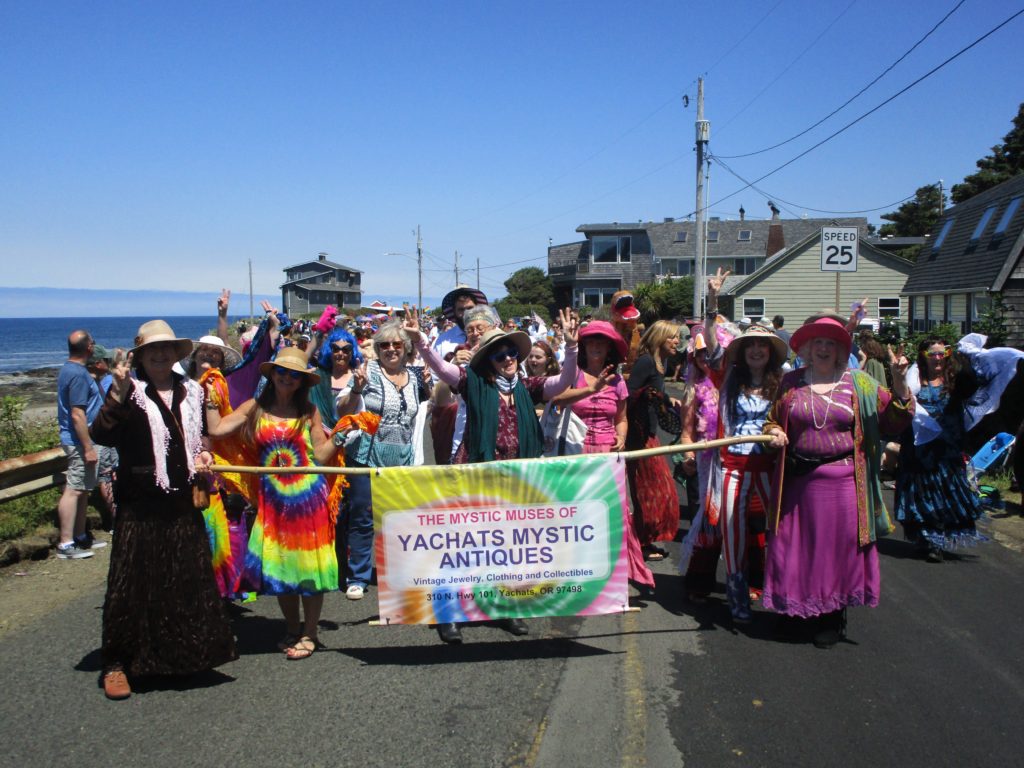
[621,609,647,766]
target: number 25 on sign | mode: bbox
[820,227,859,272]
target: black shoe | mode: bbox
[502,618,529,636]
[813,610,846,649]
[436,622,463,644]
[925,545,943,563]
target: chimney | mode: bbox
[765,202,784,256]
[318,251,328,262]
[739,205,745,221]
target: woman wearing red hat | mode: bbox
[764,313,913,648]
[549,320,655,593]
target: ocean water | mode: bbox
[0,316,239,374]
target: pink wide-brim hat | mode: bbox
[790,317,852,358]
[578,320,628,360]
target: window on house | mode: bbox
[592,236,631,263]
[929,218,955,259]
[973,294,991,320]
[742,298,765,319]
[733,257,759,275]
[707,230,720,243]
[878,297,900,317]
[674,231,688,243]
[949,294,967,333]
[994,196,1022,236]
[969,206,997,245]
[928,294,944,327]
[737,230,752,242]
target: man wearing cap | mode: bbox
[55,330,106,558]
[88,344,119,532]
[433,285,488,359]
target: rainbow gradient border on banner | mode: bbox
[372,454,629,625]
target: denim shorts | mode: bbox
[97,445,118,483]
[63,444,98,491]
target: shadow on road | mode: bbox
[336,635,614,666]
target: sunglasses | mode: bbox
[330,344,353,354]
[926,349,951,359]
[490,347,519,363]
[273,365,304,380]
[376,340,405,350]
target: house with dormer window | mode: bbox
[901,174,1024,345]
[280,253,363,315]
[548,209,867,310]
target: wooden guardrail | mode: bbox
[0,447,67,502]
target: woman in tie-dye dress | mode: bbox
[208,347,344,660]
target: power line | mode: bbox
[715,0,861,136]
[697,7,1024,214]
[717,0,966,159]
[704,0,786,75]
[711,155,918,214]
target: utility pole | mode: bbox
[416,225,423,310]
[455,250,461,285]
[937,179,945,216]
[476,257,480,290]
[248,258,254,319]
[693,77,710,317]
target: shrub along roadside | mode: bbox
[0,395,63,543]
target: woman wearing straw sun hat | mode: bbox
[405,306,580,643]
[206,346,345,661]
[697,269,787,624]
[89,320,237,700]
[762,309,913,648]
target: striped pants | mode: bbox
[718,452,772,579]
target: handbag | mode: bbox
[650,388,682,436]
[540,402,588,457]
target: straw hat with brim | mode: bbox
[470,329,532,372]
[578,320,628,361]
[259,347,321,384]
[131,320,193,360]
[184,335,242,370]
[790,317,852,358]
[726,325,790,364]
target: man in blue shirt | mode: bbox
[56,330,105,559]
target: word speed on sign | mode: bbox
[820,227,859,272]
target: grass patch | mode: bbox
[0,395,59,460]
[0,488,60,540]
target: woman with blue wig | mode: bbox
[309,328,364,432]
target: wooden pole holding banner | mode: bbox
[209,435,776,476]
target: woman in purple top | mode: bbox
[764,316,912,648]
[549,320,654,592]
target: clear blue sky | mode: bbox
[2,0,1021,314]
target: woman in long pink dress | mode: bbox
[764,316,912,648]
[549,320,655,595]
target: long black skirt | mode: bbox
[102,494,238,676]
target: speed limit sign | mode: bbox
[820,227,859,272]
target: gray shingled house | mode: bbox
[901,174,1024,345]
[548,209,867,311]
[280,253,363,315]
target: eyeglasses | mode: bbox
[490,347,519,363]
[926,350,949,359]
[273,366,304,380]
[376,341,405,350]
[331,344,353,354]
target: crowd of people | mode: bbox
[54,279,1015,700]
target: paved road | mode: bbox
[1,498,1022,768]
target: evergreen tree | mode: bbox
[951,103,1024,204]
[878,184,944,237]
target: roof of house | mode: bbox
[574,216,868,259]
[722,229,913,296]
[902,173,1024,294]
[283,258,362,273]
